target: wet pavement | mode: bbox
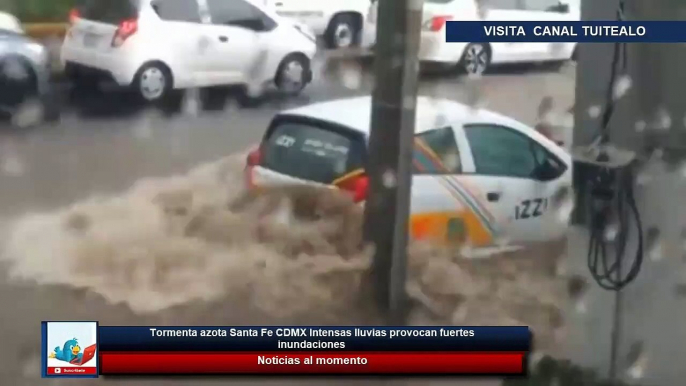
[0,56,575,385]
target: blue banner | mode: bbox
[98,326,530,352]
[445,21,686,43]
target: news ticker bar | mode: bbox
[99,326,530,351]
[99,351,526,375]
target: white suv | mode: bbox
[364,0,579,74]
[60,0,317,103]
[263,0,372,49]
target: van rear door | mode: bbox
[250,115,367,187]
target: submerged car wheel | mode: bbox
[0,56,44,126]
[461,43,491,75]
[0,56,36,109]
[325,14,360,49]
[275,54,311,96]
[133,62,172,103]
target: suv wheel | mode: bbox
[325,14,360,49]
[461,43,491,75]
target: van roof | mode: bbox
[278,95,527,136]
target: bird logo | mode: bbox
[49,338,95,365]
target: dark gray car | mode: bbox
[0,14,55,125]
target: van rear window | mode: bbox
[262,120,365,184]
[79,0,138,24]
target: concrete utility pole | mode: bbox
[363,0,422,324]
[569,0,686,385]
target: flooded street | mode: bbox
[0,60,575,385]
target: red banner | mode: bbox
[100,351,525,375]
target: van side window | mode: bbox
[464,123,566,180]
[152,0,201,23]
[413,127,462,175]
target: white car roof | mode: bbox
[278,95,572,164]
[279,95,530,136]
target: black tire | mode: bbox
[0,56,37,110]
[274,54,311,96]
[459,43,491,75]
[132,62,173,104]
[324,14,361,49]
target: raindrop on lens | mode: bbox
[635,120,647,132]
[11,99,44,128]
[182,88,200,116]
[1,154,25,176]
[339,60,363,90]
[613,75,632,100]
[551,186,574,224]
[645,227,663,261]
[587,105,601,118]
[653,107,671,130]
[625,341,648,380]
[382,170,397,188]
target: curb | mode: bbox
[23,23,68,39]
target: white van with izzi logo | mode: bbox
[364,0,579,74]
[245,96,572,249]
[61,0,317,103]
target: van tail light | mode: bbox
[244,148,262,187]
[111,18,138,47]
[68,8,80,24]
[337,174,369,203]
[423,15,452,32]
[246,148,262,167]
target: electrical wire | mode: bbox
[586,0,645,292]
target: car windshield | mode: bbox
[79,0,139,24]
[261,119,365,184]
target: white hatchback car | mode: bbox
[61,0,317,103]
[364,0,579,74]
[245,96,572,248]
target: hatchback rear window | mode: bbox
[79,0,139,24]
[261,119,365,184]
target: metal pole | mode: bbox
[363,0,422,324]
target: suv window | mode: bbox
[206,0,276,30]
[524,0,566,11]
[464,124,565,180]
[151,0,201,23]
[261,118,365,184]
[413,127,462,174]
[485,0,524,10]
[79,0,139,24]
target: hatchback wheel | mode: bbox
[325,14,360,49]
[134,63,172,103]
[275,54,311,96]
[461,43,491,75]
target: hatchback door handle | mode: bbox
[275,2,283,5]
[218,36,228,42]
[486,192,500,202]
